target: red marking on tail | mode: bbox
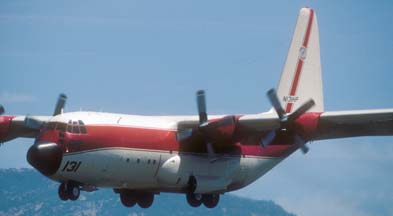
[285,9,314,113]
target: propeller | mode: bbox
[261,88,315,154]
[177,90,237,162]
[195,90,217,162]
[24,93,68,129]
[24,116,45,129]
[0,105,4,115]
[27,93,67,176]
[53,93,67,116]
[196,90,208,124]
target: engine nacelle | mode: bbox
[202,115,237,142]
[27,142,63,176]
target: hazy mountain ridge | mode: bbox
[0,169,295,216]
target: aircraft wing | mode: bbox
[177,108,393,148]
[236,109,393,141]
[177,112,281,132]
[0,115,50,142]
[313,109,393,140]
[237,111,280,132]
[0,94,65,143]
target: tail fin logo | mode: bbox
[299,46,307,61]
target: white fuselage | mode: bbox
[53,149,283,193]
[44,111,287,194]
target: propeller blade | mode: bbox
[0,105,4,115]
[293,134,309,154]
[287,99,315,123]
[53,94,67,116]
[200,115,235,132]
[196,90,208,124]
[24,116,45,129]
[206,143,218,163]
[300,145,309,154]
[259,130,276,147]
[267,89,286,120]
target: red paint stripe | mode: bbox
[38,125,297,158]
[0,115,15,142]
[303,9,314,47]
[295,112,322,139]
[289,60,304,96]
[285,9,314,113]
[285,103,293,113]
[36,112,322,158]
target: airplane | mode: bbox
[1,7,392,209]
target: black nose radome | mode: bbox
[27,142,63,176]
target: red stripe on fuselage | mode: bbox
[285,9,314,113]
[38,124,298,158]
[36,112,322,159]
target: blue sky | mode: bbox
[1,1,393,216]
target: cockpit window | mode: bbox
[72,121,80,134]
[66,120,87,134]
[78,120,87,134]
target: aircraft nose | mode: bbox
[27,142,63,176]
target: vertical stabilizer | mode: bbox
[277,8,324,113]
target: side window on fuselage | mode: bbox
[72,121,80,134]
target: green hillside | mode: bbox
[0,169,295,216]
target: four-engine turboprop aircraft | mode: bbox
[1,7,392,209]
